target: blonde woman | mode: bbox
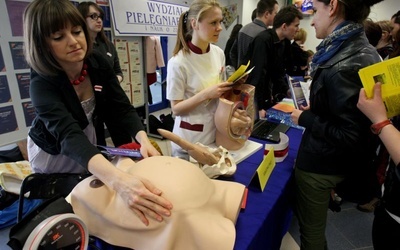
[376,20,394,59]
[287,27,309,76]
[166,0,249,160]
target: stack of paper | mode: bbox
[0,160,32,194]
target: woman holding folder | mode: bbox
[290,0,383,248]
[166,0,249,160]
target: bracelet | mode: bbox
[370,119,392,135]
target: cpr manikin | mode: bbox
[215,83,255,150]
[69,156,246,250]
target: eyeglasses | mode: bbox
[87,13,103,21]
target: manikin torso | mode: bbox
[69,156,245,250]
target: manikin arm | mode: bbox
[157,129,219,166]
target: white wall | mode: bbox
[164,0,400,69]
[215,0,399,53]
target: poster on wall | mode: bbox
[70,1,79,7]
[0,106,18,135]
[0,47,5,72]
[115,40,129,65]
[21,101,35,127]
[222,4,238,29]
[288,0,314,15]
[99,5,111,28]
[5,0,29,37]
[121,82,132,104]
[0,76,12,103]
[16,73,30,99]
[9,42,29,70]
[104,30,112,42]
[128,40,144,107]
[120,63,130,83]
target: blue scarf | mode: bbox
[310,21,364,74]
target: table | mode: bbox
[92,126,304,250]
[232,127,303,250]
[0,127,303,250]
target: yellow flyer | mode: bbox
[227,61,251,83]
[358,56,400,118]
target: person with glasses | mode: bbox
[77,2,123,84]
[23,0,172,226]
[78,2,130,147]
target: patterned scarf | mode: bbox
[310,21,364,74]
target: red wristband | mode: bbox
[370,119,392,135]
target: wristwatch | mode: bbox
[370,119,392,135]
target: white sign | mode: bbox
[109,0,189,36]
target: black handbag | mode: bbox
[7,196,73,250]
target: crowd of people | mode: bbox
[1,0,399,248]
[245,5,303,118]
[171,0,400,247]
[224,0,400,249]
[229,0,279,70]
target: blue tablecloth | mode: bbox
[92,127,304,250]
[233,127,303,250]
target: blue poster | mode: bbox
[0,75,12,104]
[9,42,29,70]
[22,101,35,127]
[5,0,29,37]
[104,30,112,42]
[0,47,5,72]
[70,1,80,7]
[0,106,18,134]
[288,0,314,15]
[301,0,313,14]
[100,5,111,28]
[16,73,31,99]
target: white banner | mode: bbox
[109,0,189,36]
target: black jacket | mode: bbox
[382,161,400,217]
[28,51,144,169]
[245,29,292,110]
[94,37,123,80]
[286,41,309,77]
[296,32,381,175]
[224,37,236,66]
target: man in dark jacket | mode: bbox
[229,0,278,69]
[246,5,303,118]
